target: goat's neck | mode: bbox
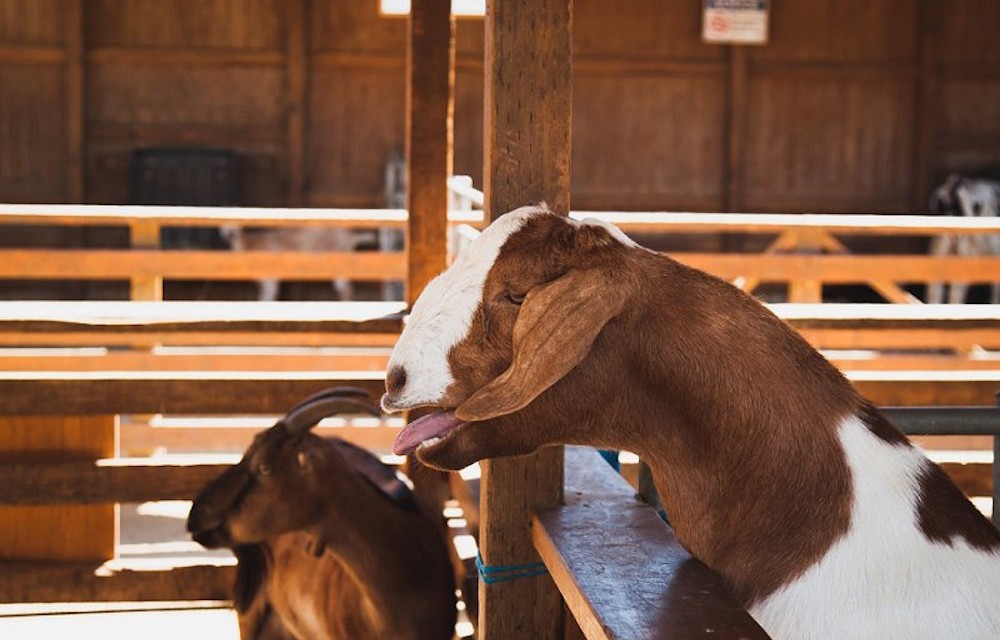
[612,261,859,605]
[310,471,453,639]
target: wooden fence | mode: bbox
[0,203,998,639]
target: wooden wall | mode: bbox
[0,0,998,213]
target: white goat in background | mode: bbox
[928,174,1000,304]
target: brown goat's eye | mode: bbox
[505,291,525,305]
[257,463,271,477]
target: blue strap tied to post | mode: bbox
[476,553,548,585]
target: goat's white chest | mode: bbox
[749,417,1000,639]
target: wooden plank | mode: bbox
[0,204,418,227]
[405,0,454,305]
[285,0,307,207]
[0,372,386,415]
[532,447,768,640]
[0,301,406,334]
[0,350,390,372]
[797,328,1000,350]
[0,249,407,281]
[0,416,117,563]
[569,211,1000,235]
[0,458,232,505]
[850,373,1000,406]
[479,0,572,636]
[673,253,1000,283]
[128,223,163,301]
[63,0,84,203]
[4,204,1000,235]
[0,331,402,348]
[0,559,234,603]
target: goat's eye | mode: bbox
[257,463,271,477]
[505,291,526,305]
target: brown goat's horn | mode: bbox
[279,386,380,435]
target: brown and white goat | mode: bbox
[382,205,1000,639]
[187,387,456,640]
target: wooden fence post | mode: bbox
[479,0,573,637]
[406,0,454,307]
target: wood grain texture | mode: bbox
[0,415,117,562]
[533,447,767,640]
[0,558,235,603]
[0,458,231,505]
[479,0,572,637]
[0,373,386,415]
[405,0,453,305]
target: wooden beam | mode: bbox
[0,372,386,415]
[0,459,231,505]
[532,448,767,640]
[0,249,407,281]
[479,0,572,637]
[0,559,234,603]
[405,0,454,305]
[285,0,307,207]
[129,223,163,301]
[64,0,85,203]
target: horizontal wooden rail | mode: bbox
[674,254,1000,283]
[0,370,994,415]
[3,204,999,236]
[572,211,1000,235]
[0,457,234,505]
[0,204,483,228]
[533,447,768,639]
[0,371,386,415]
[0,558,234,603]
[0,250,407,281]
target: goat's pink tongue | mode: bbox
[393,411,466,455]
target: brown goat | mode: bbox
[382,206,1000,640]
[187,387,456,640]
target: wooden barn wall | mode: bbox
[0,0,997,213]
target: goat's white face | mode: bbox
[381,205,543,413]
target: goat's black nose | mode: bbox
[386,366,407,395]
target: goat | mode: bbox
[927,174,1000,304]
[187,387,456,640]
[381,205,1000,640]
[219,225,372,301]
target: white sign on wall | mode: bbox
[703,0,769,45]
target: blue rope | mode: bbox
[476,553,548,585]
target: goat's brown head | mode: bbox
[383,205,641,470]
[186,387,406,549]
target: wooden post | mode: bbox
[129,222,162,301]
[479,0,572,637]
[64,0,85,203]
[405,0,454,306]
[285,0,307,207]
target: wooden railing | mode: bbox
[0,203,998,629]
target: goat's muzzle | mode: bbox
[187,504,231,549]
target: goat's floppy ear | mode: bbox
[329,439,415,508]
[455,265,628,422]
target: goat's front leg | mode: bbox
[258,279,280,302]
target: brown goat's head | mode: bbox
[383,205,640,470]
[187,387,405,549]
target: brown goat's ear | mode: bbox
[455,265,628,422]
[329,439,416,508]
